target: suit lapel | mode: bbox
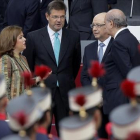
[93,41,98,61]
[58,29,69,65]
[41,27,56,64]
[70,0,79,13]
[102,37,113,63]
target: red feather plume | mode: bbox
[22,71,35,87]
[121,80,136,98]
[88,61,105,78]
[75,94,86,106]
[35,65,52,80]
[105,122,112,136]
[138,44,140,53]
[126,131,140,140]
[13,111,27,126]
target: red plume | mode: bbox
[13,111,27,126]
[121,80,136,98]
[105,122,112,136]
[75,94,86,106]
[138,44,140,53]
[22,71,35,87]
[126,131,140,140]
[88,61,105,78]
[35,65,52,80]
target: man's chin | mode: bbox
[94,35,99,39]
[55,25,62,29]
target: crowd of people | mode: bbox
[1,0,140,140]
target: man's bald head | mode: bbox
[106,9,127,28]
[93,12,107,24]
[92,12,110,42]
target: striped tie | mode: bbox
[98,43,105,63]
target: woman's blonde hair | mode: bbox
[0,25,22,57]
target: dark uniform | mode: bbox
[37,127,59,140]
[0,114,12,139]
[1,135,30,140]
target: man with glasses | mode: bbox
[23,0,81,135]
[81,12,113,86]
[81,12,113,138]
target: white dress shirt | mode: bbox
[114,27,127,39]
[47,25,62,49]
[98,36,111,56]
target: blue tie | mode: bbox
[98,43,105,63]
[54,32,60,86]
[54,32,60,66]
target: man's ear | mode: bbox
[110,20,114,28]
[45,13,49,21]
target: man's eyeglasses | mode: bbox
[51,15,66,20]
[90,24,105,28]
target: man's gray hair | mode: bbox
[106,10,127,28]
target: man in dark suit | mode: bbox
[23,0,81,135]
[81,13,113,86]
[81,13,113,138]
[0,0,9,31]
[3,0,40,37]
[103,9,140,114]
[39,0,71,28]
[68,0,108,40]
[39,0,52,28]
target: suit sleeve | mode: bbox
[81,47,91,86]
[73,33,81,79]
[24,0,40,37]
[111,40,132,78]
[23,33,35,72]
[92,0,108,16]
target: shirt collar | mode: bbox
[114,27,127,39]
[0,113,6,120]
[98,36,111,46]
[37,126,47,135]
[47,25,62,37]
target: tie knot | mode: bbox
[99,43,105,48]
[54,32,59,38]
